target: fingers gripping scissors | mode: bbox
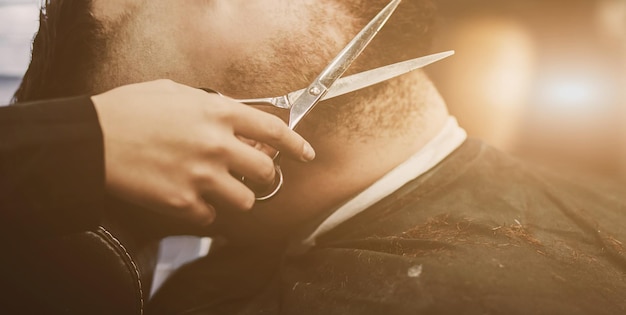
[206,0,454,200]
[253,0,403,200]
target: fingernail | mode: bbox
[302,142,316,162]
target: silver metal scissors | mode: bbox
[204,0,454,200]
[232,50,454,110]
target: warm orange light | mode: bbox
[432,17,535,152]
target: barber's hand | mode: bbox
[92,80,315,226]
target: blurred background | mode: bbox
[428,0,626,182]
[0,0,38,104]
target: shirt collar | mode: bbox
[299,116,467,248]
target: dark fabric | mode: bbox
[1,226,158,315]
[0,198,162,315]
[0,96,105,239]
[149,139,626,315]
[0,97,161,314]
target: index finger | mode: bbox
[227,103,316,162]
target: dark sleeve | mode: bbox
[0,96,105,239]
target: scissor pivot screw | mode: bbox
[309,87,322,96]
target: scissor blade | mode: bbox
[325,51,454,99]
[289,0,402,129]
[286,51,455,104]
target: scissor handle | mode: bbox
[242,154,284,201]
[201,88,284,200]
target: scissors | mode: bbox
[204,0,454,200]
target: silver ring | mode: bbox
[241,165,284,201]
[254,167,283,201]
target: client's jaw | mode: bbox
[89,0,449,241]
[215,70,451,243]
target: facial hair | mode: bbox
[335,0,437,72]
[219,0,435,138]
[216,0,435,95]
[307,0,437,136]
[209,0,438,241]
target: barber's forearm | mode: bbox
[0,96,105,239]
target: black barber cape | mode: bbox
[149,139,626,315]
[0,96,105,240]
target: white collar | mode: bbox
[300,117,467,247]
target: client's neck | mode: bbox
[254,71,450,229]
